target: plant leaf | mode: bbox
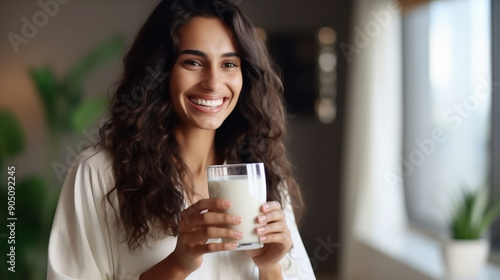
[63,36,125,96]
[29,65,59,127]
[0,110,25,160]
[16,176,48,251]
[453,204,470,239]
[12,175,52,280]
[70,96,109,132]
[478,202,500,237]
[451,190,482,239]
[451,186,500,239]
[471,188,488,229]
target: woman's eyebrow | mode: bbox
[178,49,240,58]
[221,52,240,58]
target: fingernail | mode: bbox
[259,236,267,241]
[258,215,266,223]
[234,216,242,224]
[262,203,270,211]
[256,226,265,233]
[223,200,232,208]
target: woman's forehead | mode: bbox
[177,16,238,55]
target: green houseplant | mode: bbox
[443,187,500,279]
[451,188,500,240]
[0,35,124,280]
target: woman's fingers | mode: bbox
[255,201,292,245]
[182,198,231,218]
[179,211,242,235]
[188,212,242,227]
[179,198,241,232]
[258,231,292,244]
[185,226,244,243]
[204,226,244,239]
[260,201,282,213]
[256,218,291,244]
[179,227,242,255]
[178,198,244,250]
[199,241,239,253]
[176,235,239,258]
[171,198,248,274]
[257,202,285,224]
[256,219,287,235]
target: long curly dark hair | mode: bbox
[99,0,305,249]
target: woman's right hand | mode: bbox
[140,198,243,279]
[168,198,243,274]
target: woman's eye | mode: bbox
[222,62,238,68]
[184,60,201,67]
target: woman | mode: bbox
[47,0,315,279]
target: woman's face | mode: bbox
[169,16,243,131]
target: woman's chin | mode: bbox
[195,120,224,131]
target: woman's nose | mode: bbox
[199,66,221,92]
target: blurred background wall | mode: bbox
[0,0,352,279]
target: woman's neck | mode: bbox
[173,126,223,203]
[173,126,221,175]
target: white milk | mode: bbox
[208,175,266,248]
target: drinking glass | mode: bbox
[207,163,267,250]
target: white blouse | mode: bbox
[47,147,316,280]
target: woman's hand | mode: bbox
[140,198,243,279]
[245,201,292,273]
[171,198,244,272]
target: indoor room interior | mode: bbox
[0,0,499,279]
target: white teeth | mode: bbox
[190,98,223,107]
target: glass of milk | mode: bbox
[207,163,267,250]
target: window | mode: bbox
[403,0,492,236]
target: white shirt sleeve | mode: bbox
[46,148,132,280]
[280,189,317,280]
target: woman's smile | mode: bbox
[186,95,228,113]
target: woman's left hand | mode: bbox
[245,201,292,271]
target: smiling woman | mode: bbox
[46,0,315,279]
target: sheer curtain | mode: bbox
[340,0,406,278]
